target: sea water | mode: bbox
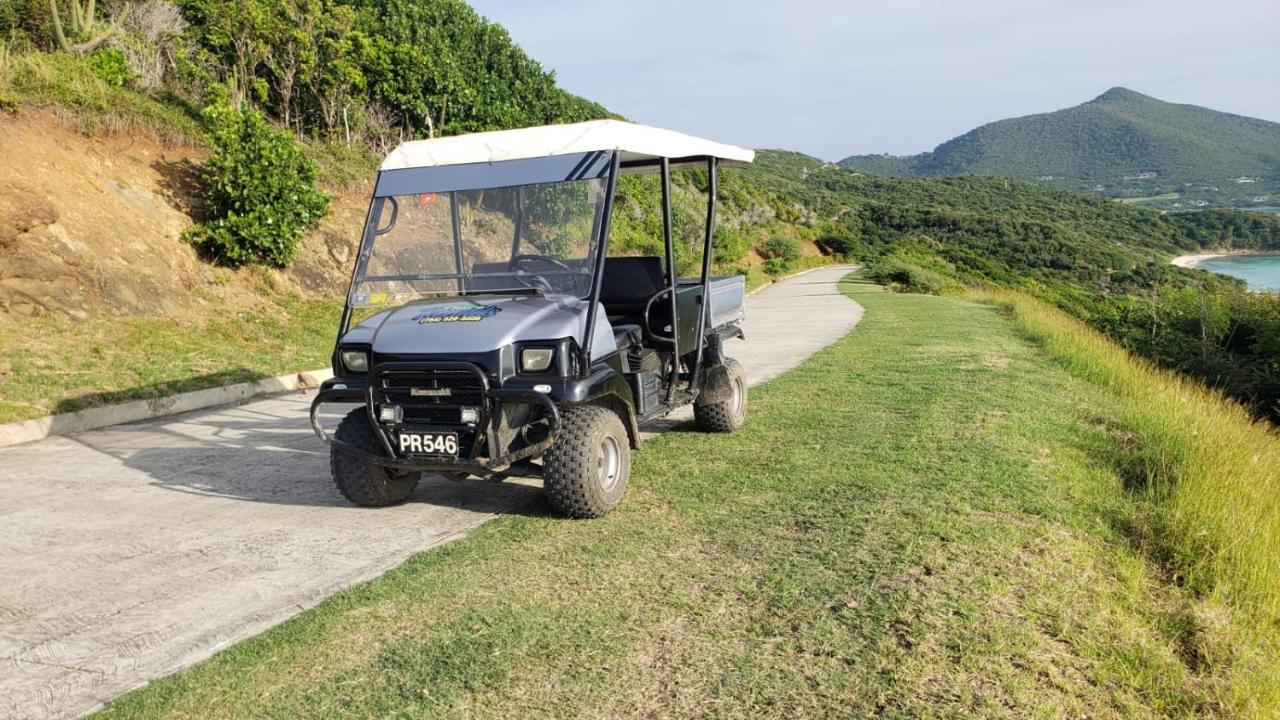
[1196,254,1280,291]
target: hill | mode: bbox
[838,88,1280,209]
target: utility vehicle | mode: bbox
[311,120,754,517]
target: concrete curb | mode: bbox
[0,368,333,448]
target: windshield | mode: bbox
[351,177,606,307]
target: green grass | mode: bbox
[0,293,340,422]
[978,289,1280,715]
[0,48,201,144]
[97,278,1264,718]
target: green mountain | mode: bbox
[838,88,1280,208]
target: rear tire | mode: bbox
[694,357,747,432]
[330,408,420,507]
[543,405,631,518]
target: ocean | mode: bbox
[1196,253,1280,291]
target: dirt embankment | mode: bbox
[0,109,364,320]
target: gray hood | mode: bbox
[343,295,618,359]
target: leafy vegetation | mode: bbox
[185,102,329,266]
[95,279,1278,717]
[839,88,1280,209]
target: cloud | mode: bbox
[470,0,1280,160]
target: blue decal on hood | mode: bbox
[413,302,502,324]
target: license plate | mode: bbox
[397,432,459,456]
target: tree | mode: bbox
[301,4,363,137]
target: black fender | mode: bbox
[696,363,735,405]
[695,325,743,405]
[564,362,642,448]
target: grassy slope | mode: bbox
[98,279,1261,718]
[0,295,340,422]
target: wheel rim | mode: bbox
[597,435,622,492]
[731,374,746,419]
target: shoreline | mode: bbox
[1170,248,1280,268]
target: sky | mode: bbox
[467,0,1280,161]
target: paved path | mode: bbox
[0,265,862,719]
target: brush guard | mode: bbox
[310,361,561,474]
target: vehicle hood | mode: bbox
[342,295,617,358]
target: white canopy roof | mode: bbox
[380,120,755,173]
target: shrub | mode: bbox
[815,233,861,259]
[713,226,752,265]
[864,256,960,295]
[185,103,328,267]
[758,235,803,263]
[762,257,790,277]
[86,48,130,87]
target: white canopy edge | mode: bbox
[379,119,755,172]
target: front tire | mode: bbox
[694,357,748,432]
[543,405,631,518]
[330,408,420,507]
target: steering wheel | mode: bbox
[509,254,572,294]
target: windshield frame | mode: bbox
[345,151,618,308]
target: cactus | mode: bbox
[50,0,121,54]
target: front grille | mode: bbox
[374,369,485,423]
[378,371,484,405]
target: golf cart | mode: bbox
[310,120,754,517]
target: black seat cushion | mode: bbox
[612,323,643,350]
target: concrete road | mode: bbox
[0,265,862,719]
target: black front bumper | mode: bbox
[310,361,561,474]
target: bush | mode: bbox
[815,233,861,259]
[762,257,789,277]
[864,256,960,295]
[185,103,328,267]
[758,235,803,263]
[86,48,130,87]
[713,227,752,265]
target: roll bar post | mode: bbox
[578,151,622,374]
[660,157,680,401]
[689,157,718,393]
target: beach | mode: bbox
[1171,248,1274,268]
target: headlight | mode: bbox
[520,347,555,373]
[341,349,369,373]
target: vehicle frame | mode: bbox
[309,121,753,515]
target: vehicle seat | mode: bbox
[611,323,643,351]
[600,257,663,315]
[600,256,672,344]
